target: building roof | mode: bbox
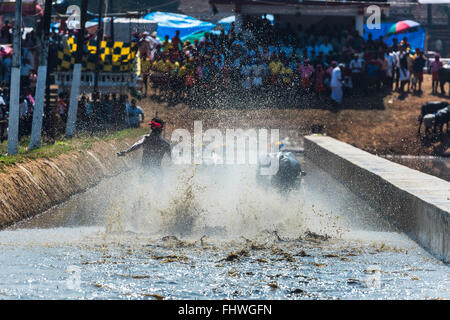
[209,0,390,16]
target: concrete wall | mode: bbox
[304,135,450,263]
[0,139,140,229]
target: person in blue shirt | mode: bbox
[125,99,144,128]
[366,59,380,90]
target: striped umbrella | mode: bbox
[387,20,420,36]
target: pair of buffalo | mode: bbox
[418,101,450,137]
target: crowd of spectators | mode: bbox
[71,93,146,133]
[138,16,441,107]
[0,15,447,144]
[0,20,145,145]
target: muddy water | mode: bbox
[0,157,448,300]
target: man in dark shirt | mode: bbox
[412,48,426,92]
[117,117,171,173]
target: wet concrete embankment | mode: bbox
[304,135,450,263]
[0,139,139,228]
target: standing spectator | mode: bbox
[138,31,151,59]
[349,53,364,94]
[171,30,182,52]
[162,35,172,53]
[0,20,12,44]
[391,47,400,91]
[366,59,380,90]
[377,53,389,90]
[412,48,426,93]
[0,48,4,83]
[319,39,333,57]
[314,63,326,95]
[400,37,410,51]
[331,63,343,104]
[430,53,443,95]
[299,59,314,91]
[392,38,399,51]
[141,55,151,97]
[57,92,68,124]
[101,94,112,124]
[76,95,88,130]
[149,31,161,61]
[0,92,6,143]
[269,54,282,85]
[386,48,396,90]
[2,51,11,85]
[435,39,443,53]
[406,49,414,91]
[398,49,410,94]
[19,95,28,117]
[20,59,33,88]
[125,99,144,128]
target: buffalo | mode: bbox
[438,68,450,95]
[418,101,449,136]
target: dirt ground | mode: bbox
[137,74,450,157]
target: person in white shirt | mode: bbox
[331,63,344,104]
[391,49,400,91]
[398,50,410,93]
[349,54,364,93]
[386,48,396,90]
[148,31,161,61]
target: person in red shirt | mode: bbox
[57,92,68,124]
[430,54,443,94]
[171,30,182,52]
[314,64,326,95]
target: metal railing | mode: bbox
[55,72,138,93]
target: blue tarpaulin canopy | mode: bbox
[217,14,274,32]
[143,11,215,41]
[363,22,425,52]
